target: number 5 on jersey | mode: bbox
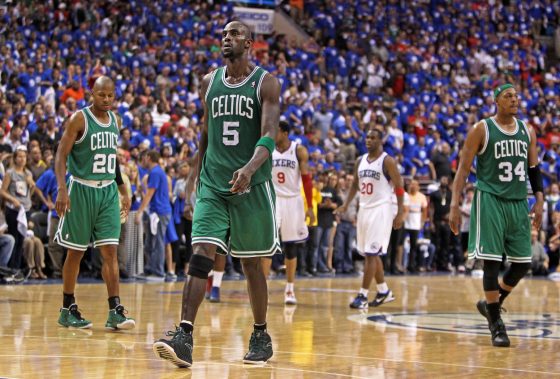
[223,121,239,146]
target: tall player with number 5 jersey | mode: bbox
[268,120,315,305]
[336,128,405,309]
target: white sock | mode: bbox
[377,282,389,294]
[213,271,224,288]
[286,282,294,293]
[359,288,369,297]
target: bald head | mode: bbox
[225,21,252,40]
[91,75,115,112]
[92,75,115,91]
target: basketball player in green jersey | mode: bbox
[55,76,135,331]
[153,21,281,368]
[450,83,544,347]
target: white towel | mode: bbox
[17,206,27,237]
[149,213,159,235]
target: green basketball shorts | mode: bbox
[192,180,281,258]
[468,189,531,263]
[55,177,121,251]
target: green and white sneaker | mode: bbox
[105,304,136,330]
[58,304,92,329]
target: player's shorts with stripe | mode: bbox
[276,195,308,243]
[55,177,120,251]
[468,189,531,263]
[356,203,393,256]
[192,180,280,258]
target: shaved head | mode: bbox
[225,21,252,40]
[92,75,115,91]
[90,75,115,112]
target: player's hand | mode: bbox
[393,211,404,229]
[306,208,315,224]
[46,200,54,210]
[55,190,70,216]
[11,199,21,209]
[449,205,461,235]
[134,212,142,225]
[531,199,544,230]
[229,165,254,194]
[120,195,131,219]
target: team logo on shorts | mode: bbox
[238,186,252,195]
[369,242,380,252]
[347,312,560,340]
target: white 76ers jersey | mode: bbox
[358,152,393,208]
[272,141,301,197]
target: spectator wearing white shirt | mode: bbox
[404,179,428,272]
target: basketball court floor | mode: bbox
[0,275,558,378]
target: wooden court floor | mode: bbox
[0,275,559,378]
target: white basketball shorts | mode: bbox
[357,203,393,256]
[276,195,309,243]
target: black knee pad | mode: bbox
[283,243,298,260]
[503,262,531,287]
[187,254,214,279]
[482,260,501,291]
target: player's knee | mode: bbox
[187,254,214,279]
[241,257,260,272]
[482,260,501,291]
[503,262,531,287]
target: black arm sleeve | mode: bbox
[528,164,543,194]
[115,159,124,186]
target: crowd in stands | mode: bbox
[0,0,559,282]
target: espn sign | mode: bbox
[233,7,275,34]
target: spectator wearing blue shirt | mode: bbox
[135,150,172,279]
[131,119,155,148]
[412,136,435,179]
[36,166,65,278]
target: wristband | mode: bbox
[302,173,313,209]
[255,136,275,155]
[115,159,124,186]
[528,164,543,194]
[395,187,405,197]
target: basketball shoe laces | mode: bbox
[115,304,129,317]
[68,304,86,321]
[165,326,193,348]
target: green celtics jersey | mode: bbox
[68,106,119,180]
[200,65,271,193]
[475,117,530,200]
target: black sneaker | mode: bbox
[476,300,510,347]
[153,327,193,368]
[243,329,273,364]
[489,318,510,347]
[369,290,395,307]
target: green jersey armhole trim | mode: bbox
[519,119,531,143]
[204,69,219,103]
[478,119,489,155]
[74,110,89,145]
[256,70,267,106]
